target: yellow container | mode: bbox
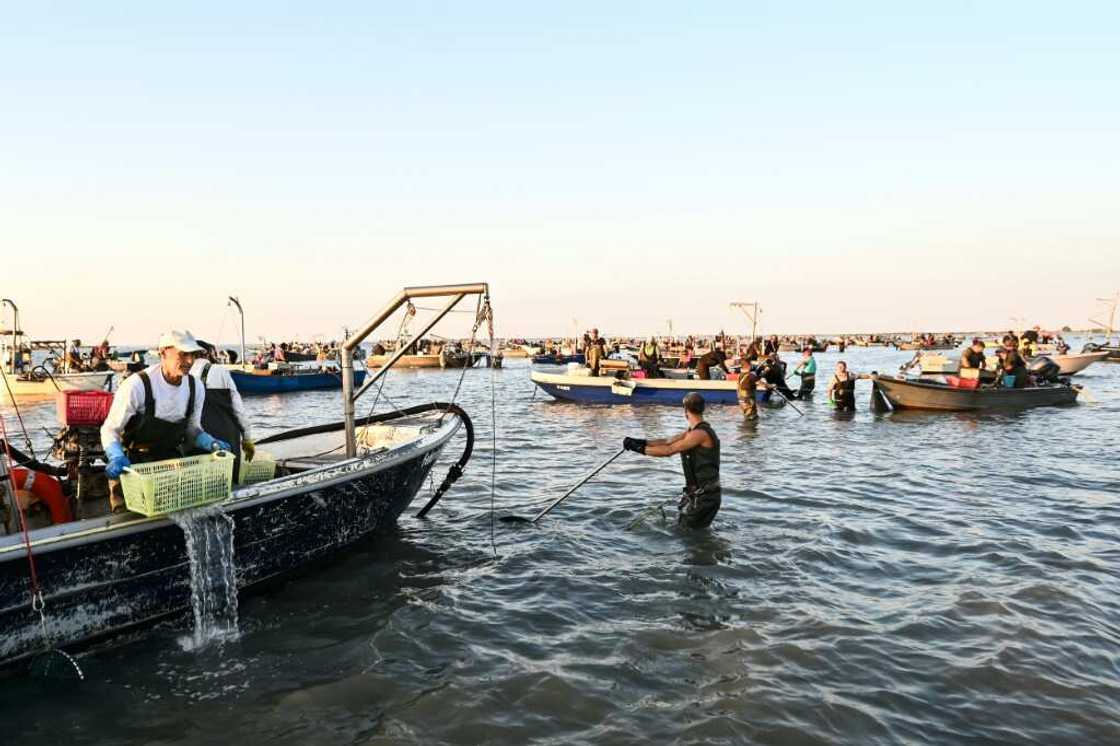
[121,451,235,517]
[238,452,277,485]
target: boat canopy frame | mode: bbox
[340,283,489,457]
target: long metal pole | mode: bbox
[352,293,466,401]
[341,283,489,457]
[1,299,17,377]
[228,296,246,367]
[529,448,626,523]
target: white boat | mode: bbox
[2,299,116,397]
[915,351,1106,377]
[4,371,115,398]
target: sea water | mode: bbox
[170,504,239,650]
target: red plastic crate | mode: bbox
[56,390,114,427]
[945,376,980,390]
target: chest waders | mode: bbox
[678,421,721,529]
[201,363,244,480]
[832,375,856,411]
[121,371,197,464]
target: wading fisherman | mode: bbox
[793,348,817,399]
[827,360,858,411]
[101,330,231,514]
[622,392,721,529]
[191,340,255,481]
[759,353,795,399]
[736,361,762,421]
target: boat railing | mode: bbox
[340,283,489,457]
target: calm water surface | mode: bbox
[2,347,1118,744]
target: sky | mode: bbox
[2,2,1118,342]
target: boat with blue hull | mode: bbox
[0,282,492,670]
[230,366,366,395]
[530,369,743,405]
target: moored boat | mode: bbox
[871,374,1079,411]
[229,365,367,394]
[531,369,740,405]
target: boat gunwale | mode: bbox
[0,415,460,558]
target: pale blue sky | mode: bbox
[3,2,1118,340]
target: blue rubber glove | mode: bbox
[104,442,131,478]
[195,432,232,453]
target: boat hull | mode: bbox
[872,375,1079,411]
[230,368,366,394]
[531,370,740,405]
[3,372,115,398]
[0,418,456,667]
[531,353,585,365]
[367,354,442,369]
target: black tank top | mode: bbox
[681,421,720,490]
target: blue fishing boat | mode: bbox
[230,366,367,395]
[0,283,490,670]
[530,369,742,405]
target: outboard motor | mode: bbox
[1028,356,1061,383]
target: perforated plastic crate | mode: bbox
[121,451,234,517]
[238,452,276,484]
[56,390,114,427]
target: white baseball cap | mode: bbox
[157,329,204,353]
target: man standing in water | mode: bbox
[622,392,721,529]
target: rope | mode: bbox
[439,295,486,425]
[488,325,498,558]
[0,367,36,456]
[0,410,50,648]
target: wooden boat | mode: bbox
[230,364,366,394]
[893,341,958,351]
[438,349,484,369]
[0,283,488,670]
[367,353,442,369]
[870,374,1079,411]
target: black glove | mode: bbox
[623,437,647,454]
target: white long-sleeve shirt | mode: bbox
[101,364,205,450]
[189,359,253,440]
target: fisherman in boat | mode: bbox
[996,343,1029,388]
[792,347,817,399]
[64,339,84,372]
[960,338,986,370]
[191,340,255,481]
[586,328,604,376]
[101,330,232,515]
[622,392,721,529]
[827,361,859,411]
[695,346,730,380]
[638,336,662,378]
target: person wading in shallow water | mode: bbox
[622,392,721,529]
